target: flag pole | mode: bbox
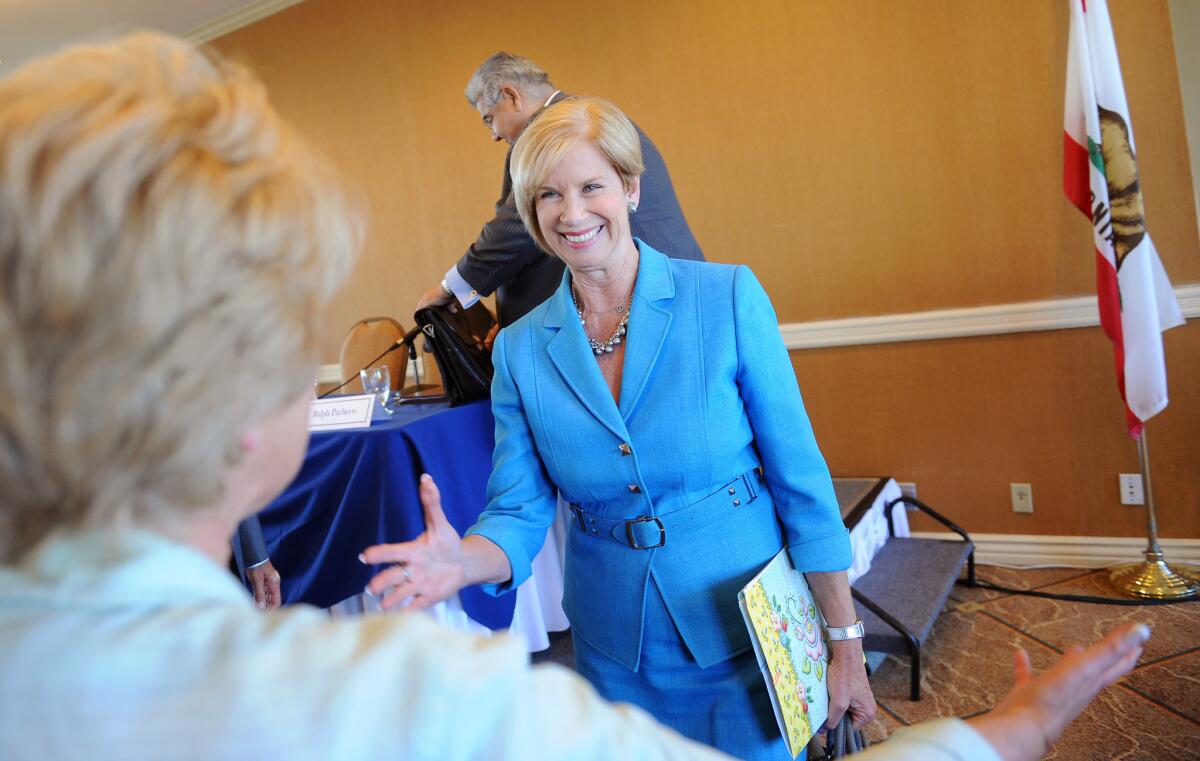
[1108,426,1199,599]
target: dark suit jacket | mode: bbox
[455,93,704,327]
[231,516,268,582]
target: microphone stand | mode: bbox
[317,331,415,399]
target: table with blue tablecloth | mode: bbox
[258,399,568,650]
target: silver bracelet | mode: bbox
[440,278,454,298]
[825,619,865,641]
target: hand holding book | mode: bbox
[806,571,875,734]
[740,550,878,757]
[824,641,874,733]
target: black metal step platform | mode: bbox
[848,495,975,700]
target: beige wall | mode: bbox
[797,321,1200,538]
[214,0,1199,538]
[1170,0,1200,241]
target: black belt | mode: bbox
[567,470,761,550]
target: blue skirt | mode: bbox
[573,580,797,761]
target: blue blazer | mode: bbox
[468,242,851,670]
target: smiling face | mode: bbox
[534,139,640,270]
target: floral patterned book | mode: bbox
[738,549,829,759]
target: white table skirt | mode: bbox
[845,478,910,585]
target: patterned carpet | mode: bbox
[532,565,1200,759]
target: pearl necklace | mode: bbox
[571,283,632,355]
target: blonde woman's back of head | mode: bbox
[0,32,363,561]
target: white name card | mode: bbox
[309,394,375,431]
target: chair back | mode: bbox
[339,317,407,392]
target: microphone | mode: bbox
[400,326,421,359]
[400,325,425,387]
[317,336,410,399]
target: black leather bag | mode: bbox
[806,714,870,759]
[412,303,495,407]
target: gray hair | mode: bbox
[0,33,362,560]
[464,52,553,109]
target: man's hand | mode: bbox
[417,283,455,312]
[471,323,501,352]
[248,560,282,610]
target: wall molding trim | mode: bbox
[910,531,1200,568]
[183,0,307,44]
[780,282,1199,350]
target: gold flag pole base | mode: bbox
[1108,549,1199,600]
[1106,429,1198,600]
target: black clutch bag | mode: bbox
[806,714,870,760]
[412,303,495,407]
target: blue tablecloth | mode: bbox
[258,399,515,630]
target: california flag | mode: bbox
[1063,0,1184,437]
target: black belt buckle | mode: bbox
[569,503,586,532]
[625,515,665,549]
[741,472,759,502]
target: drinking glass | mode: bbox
[359,365,392,409]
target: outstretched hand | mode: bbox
[360,474,468,611]
[970,622,1150,761]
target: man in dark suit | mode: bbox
[417,52,704,328]
[233,517,282,609]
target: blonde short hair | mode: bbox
[0,33,362,560]
[510,97,644,254]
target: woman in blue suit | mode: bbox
[365,97,875,759]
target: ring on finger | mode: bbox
[400,563,412,583]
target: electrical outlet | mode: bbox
[898,482,917,509]
[1119,474,1145,505]
[1010,483,1033,513]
